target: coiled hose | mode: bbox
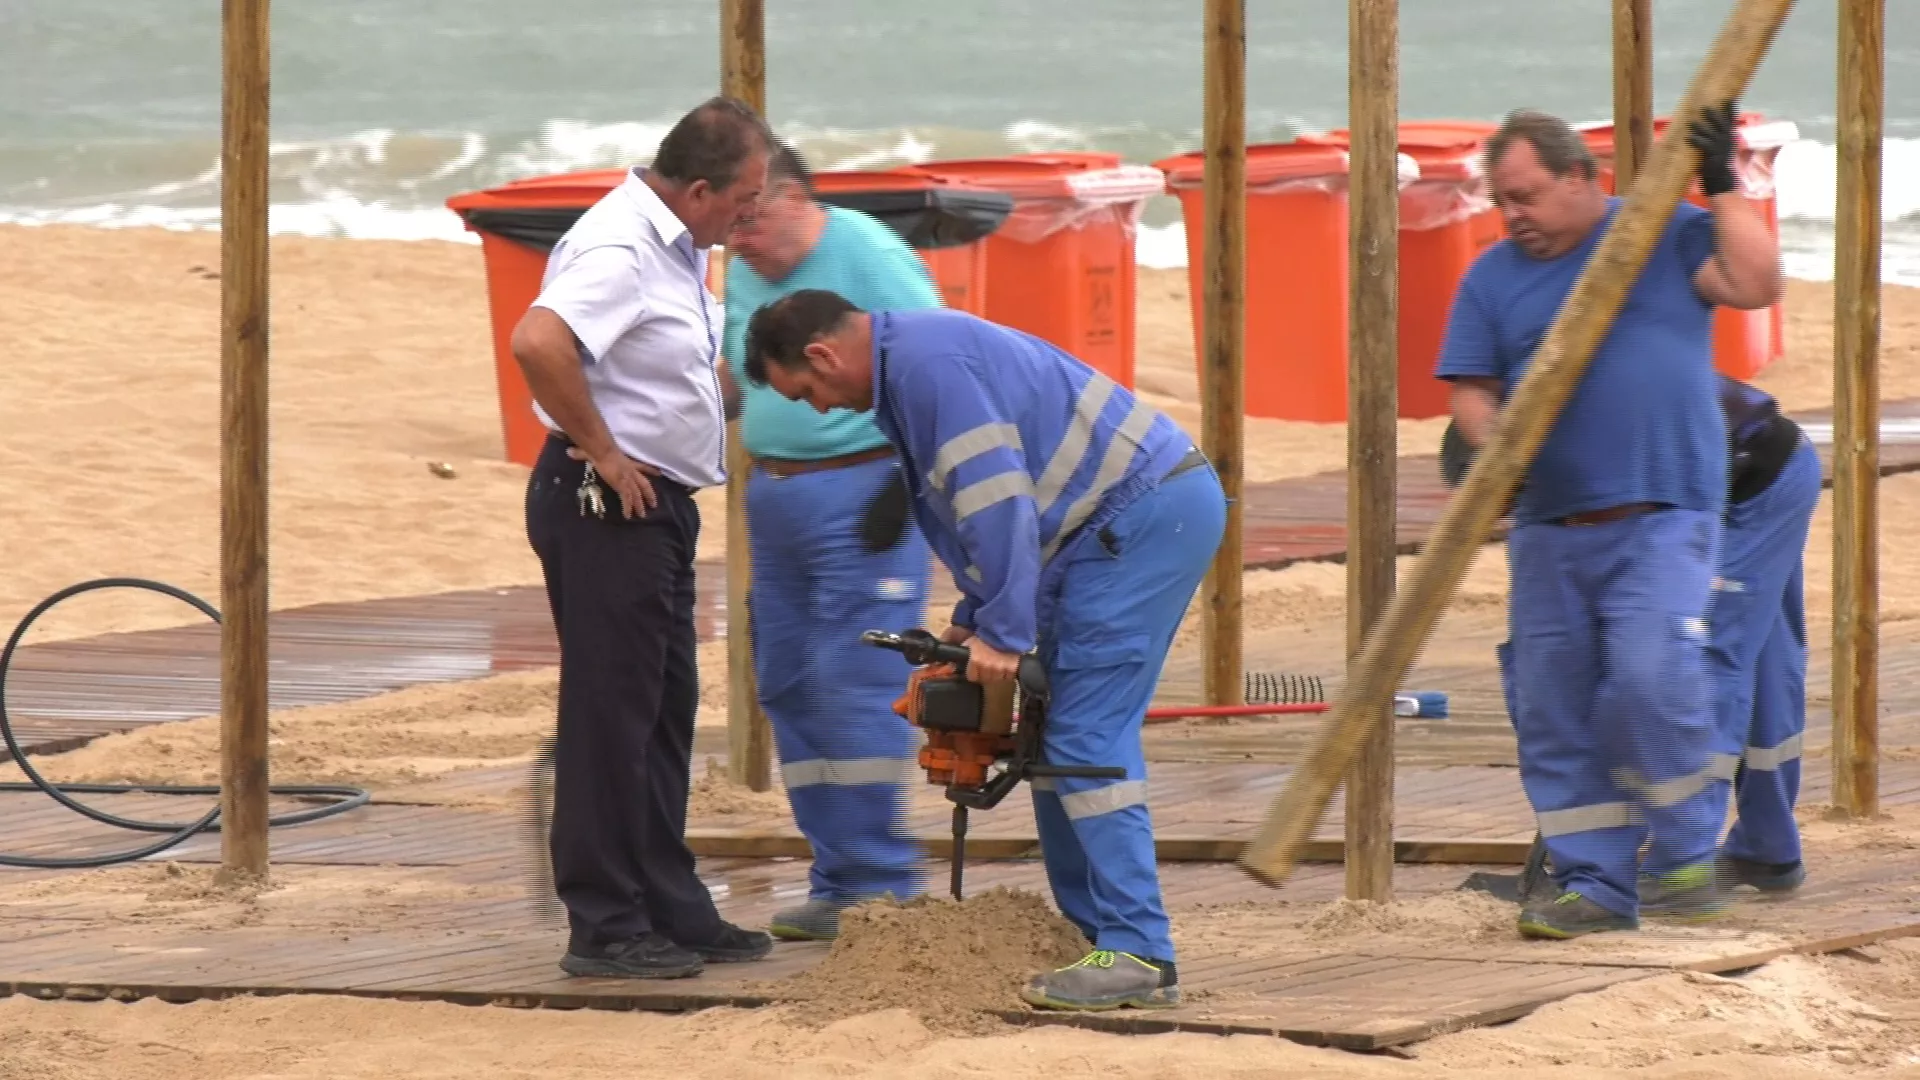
[0,577,370,869]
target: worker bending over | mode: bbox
[1436,103,1783,939]
[1645,376,1818,906]
[721,141,946,942]
[741,290,1224,1012]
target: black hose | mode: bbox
[0,577,370,869]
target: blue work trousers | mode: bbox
[1499,506,1729,917]
[746,455,931,905]
[1713,438,1821,866]
[1031,465,1227,963]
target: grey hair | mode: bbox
[650,96,775,192]
[1484,108,1598,181]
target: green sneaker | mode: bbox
[1019,950,1180,1012]
[1518,891,1638,940]
[767,899,845,942]
[1636,862,1730,921]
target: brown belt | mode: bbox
[1550,502,1659,527]
[752,445,895,478]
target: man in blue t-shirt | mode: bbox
[718,142,945,942]
[1435,104,1784,939]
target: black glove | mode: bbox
[858,468,911,553]
[1439,418,1476,489]
[1439,418,1521,519]
[1689,100,1739,198]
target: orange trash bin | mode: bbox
[909,154,1169,389]
[808,169,1013,316]
[1155,144,1353,422]
[445,169,628,468]
[1579,113,1799,379]
[447,168,1013,467]
[1299,122,1504,419]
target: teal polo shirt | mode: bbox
[724,205,945,460]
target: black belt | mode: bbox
[1163,447,1208,482]
[1089,448,1211,557]
[543,431,694,496]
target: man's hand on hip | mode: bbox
[566,446,662,519]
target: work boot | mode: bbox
[1019,950,1180,1011]
[560,933,703,980]
[1724,855,1806,893]
[679,921,773,963]
[1635,861,1730,921]
[768,899,846,942]
[1517,891,1638,940]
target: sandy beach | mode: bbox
[7,220,1920,1077]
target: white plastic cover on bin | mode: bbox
[985,164,1171,244]
[1160,150,1421,196]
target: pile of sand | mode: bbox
[0,862,518,935]
[0,652,770,804]
[1299,893,1516,943]
[762,887,1089,1033]
[1417,955,1901,1071]
[0,669,562,790]
[688,753,791,818]
[1174,893,1517,960]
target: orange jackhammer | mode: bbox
[863,628,1126,900]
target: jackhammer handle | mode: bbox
[1026,764,1128,779]
[861,628,970,672]
[860,629,1051,698]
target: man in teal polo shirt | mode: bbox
[721,142,945,941]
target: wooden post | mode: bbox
[1237,0,1799,886]
[1201,0,1246,710]
[720,0,773,792]
[219,0,272,879]
[1612,0,1655,189]
[1344,0,1399,903]
[1832,0,1883,818]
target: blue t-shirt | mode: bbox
[1434,197,1727,525]
[724,205,944,460]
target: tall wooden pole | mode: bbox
[219,0,271,879]
[1238,0,1798,886]
[720,0,773,792]
[1201,0,1246,711]
[1612,0,1655,189]
[1343,0,1399,903]
[1832,0,1883,818]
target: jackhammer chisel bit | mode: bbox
[950,805,968,900]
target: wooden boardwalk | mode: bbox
[6,621,1920,1048]
[6,754,1920,1048]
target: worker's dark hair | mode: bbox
[743,289,864,385]
[768,139,816,197]
[651,96,775,192]
[1484,108,1598,182]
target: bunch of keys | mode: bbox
[577,460,608,519]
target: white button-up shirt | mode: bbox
[529,167,728,489]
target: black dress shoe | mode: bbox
[679,921,773,963]
[560,933,704,980]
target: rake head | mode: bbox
[1243,671,1328,706]
[519,733,565,926]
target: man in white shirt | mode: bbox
[510,95,774,980]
